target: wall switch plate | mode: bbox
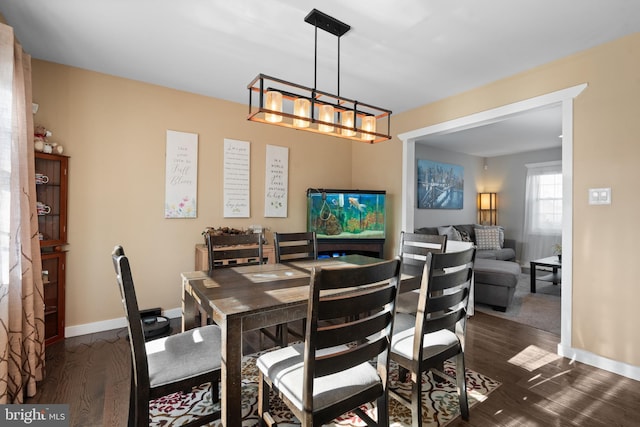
[588,187,611,205]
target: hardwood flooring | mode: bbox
[26,313,639,426]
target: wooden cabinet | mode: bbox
[41,251,65,345]
[35,152,68,346]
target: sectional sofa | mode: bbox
[415,224,521,311]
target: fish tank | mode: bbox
[306,189,386,239]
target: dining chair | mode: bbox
[112,245,221,427]
[273,231,318,263]
[206,232,284,348]
[390,247,476,426]
[396,231,447,314]
[256,257,402,427]
[205,231,264,274]
[273,231,318,342]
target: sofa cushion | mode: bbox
[476,247,516,261]
[474,258,521,288]
[475,225,505,247]
[475,227,501,250]
[452,224,477,242]
[414,226,439,236]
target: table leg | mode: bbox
[552,267,559,285]
[221,317,243,427]
[181,281,197,332]
[530,262,537,293]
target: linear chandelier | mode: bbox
[247,9,392,144]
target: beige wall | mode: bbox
[31,62,355,328]
[358,32,640,366]
[33,32,640,367]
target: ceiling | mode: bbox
[416,103,563,157]
[2,1,639,156]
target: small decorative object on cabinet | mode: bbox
[35,152,68,346]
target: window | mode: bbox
[532,172,562,232]
[522,161,562,262]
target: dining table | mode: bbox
[180,254,419,427]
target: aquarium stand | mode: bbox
[317,239,384,258]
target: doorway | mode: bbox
[398,84,587,354]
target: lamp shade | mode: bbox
[319,104,335,132]
[293,98,311,128]
[265,91,283,123]
[477,192,497,225]
[341,110,356,136]
[361,115,376,140]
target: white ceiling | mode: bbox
[416,103,564,157]
[2,0,639,156]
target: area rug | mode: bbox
[475,272,561,335]
[148,350,500,427]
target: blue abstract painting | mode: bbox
[417,159,464,209]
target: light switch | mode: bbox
[588,187,611,205]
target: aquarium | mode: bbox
[306,189,386,239]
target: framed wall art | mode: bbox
[417,159,464,209]
[223,138,251,218]
[264,144,289,217]
[165,130,198,218]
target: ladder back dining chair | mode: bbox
[273,231,318,342]
[396,231,448,314]
[256,257,403,426]
[273,231,318,263]
[390,247,476,426]
[205,232,285,349]
[112,245,221,427]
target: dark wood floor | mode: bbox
[27,312,639,426]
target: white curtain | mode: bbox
[0,23,45,403]
[521,161,562,263]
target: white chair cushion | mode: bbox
[146,324,222,388]
[391,315,459,360]
[256,343,381,412]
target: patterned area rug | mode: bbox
[149,351,500,427]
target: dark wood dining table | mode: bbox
[181,254,419,427]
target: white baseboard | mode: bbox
[558,344,640,381]
[64,307,182,338]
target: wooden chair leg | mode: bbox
[128,375,136,427]
[456,352,470,420]
[211,381,219,404]
[398,366,409,382]
[258,373,269,426]
[411,370,423,427]
[376,395,390,427]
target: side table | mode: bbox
[530,256,561,293]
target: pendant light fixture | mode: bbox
[247,9,392,143]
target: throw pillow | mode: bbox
[474,227,501,250]
[458,229,473,242]
[475,224,504,247]
[437,225,461,241]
